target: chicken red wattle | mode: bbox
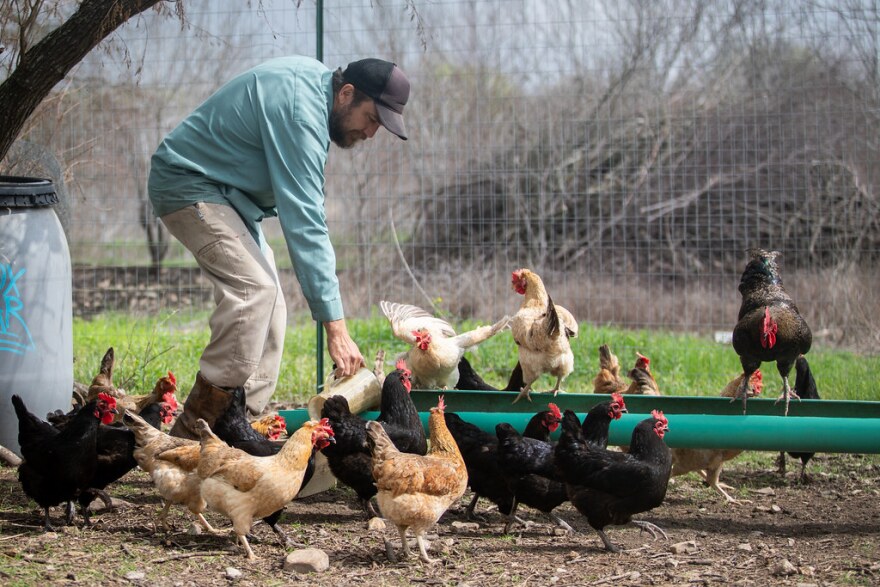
[511,270,528,295]
[651,409,669,439]
[412,329,431,351]
[609,392,627,419]
[95,392,118,424]
[543,403,562,432]
[312,417,335,450]
[395,358,413,393]
[761,306,778,349]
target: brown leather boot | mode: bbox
[169,372,234,439]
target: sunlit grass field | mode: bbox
[74,311,880,405]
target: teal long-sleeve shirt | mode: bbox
[148,55,343,322]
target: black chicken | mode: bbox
[777,356,820,482]
[320,361,426,517]
[12,393,118,530]
[495,403,570,533]
[731,249,813,415]
[454,356,524,392]
[581,392,628,448]
[443,412,515,521]
[77,399,176,520]
[444,403,561,522]
[555,409,672,553]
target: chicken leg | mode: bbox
[238,533,258,560]
[631,519,668,540]
[773,373,800,416]
[512,383,536,404]
[415,531,437,564]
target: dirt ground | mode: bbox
[1,443,878,587]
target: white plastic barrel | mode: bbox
[0,176,73,457]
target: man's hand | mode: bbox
[324,319,366,378]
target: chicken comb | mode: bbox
[274,414,287,429]
[547,403,562,419]
[316,417,334,437]
[651,409,667,425]
[636,352,650,368]
[97,392,117,408]
[437,395,446,412]
[750,369,764,395]
[162,390,179,411]
[611,392,626,409]
[395,357,409,372]
[167,371,177,386]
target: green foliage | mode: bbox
[74,314,880,405]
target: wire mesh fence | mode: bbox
[3,1,879,388]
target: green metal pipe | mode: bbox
[278,408,880,453]
[279,392,880,453]
[405,390,880,418]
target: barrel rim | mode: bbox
[0,175,57,207]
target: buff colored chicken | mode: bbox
[592,344,628,394]
[509,268,579,403]
[250,414,287,441]
[670,370,763,503]
[366,396,467,564]
[122,410,216,534]
[195,417,335,559]
[380,300,510,389]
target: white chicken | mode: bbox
[379,300,510,389]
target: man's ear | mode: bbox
[336,83,355,107]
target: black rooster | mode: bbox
[555,409,672,552]
[12,393,118,530]
[777,356,820,482]
[731,249,812,415]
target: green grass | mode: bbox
[74,312,880,405]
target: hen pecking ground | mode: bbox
[0,448,877,586]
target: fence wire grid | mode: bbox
[3,0,880,389]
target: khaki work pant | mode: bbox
[160,202,286,415]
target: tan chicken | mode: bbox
[194,417,335,559]
[366,396,467,564]
[380,300,510,389]
[85,347,119,401]
[509,268,579,403]
[670,370,763,503]
[592,344,628,394]
[623,362,661,395]
[250,414,287,441]
[122,410,215,533]
[82,346,179,424]
[107,371,179,424]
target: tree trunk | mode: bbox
[0,0,165,162]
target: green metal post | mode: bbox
[315,0,324,394]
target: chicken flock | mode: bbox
[6,249,820,563]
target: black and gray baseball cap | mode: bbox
[342,58,410,140]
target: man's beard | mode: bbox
[329,104,367,149]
